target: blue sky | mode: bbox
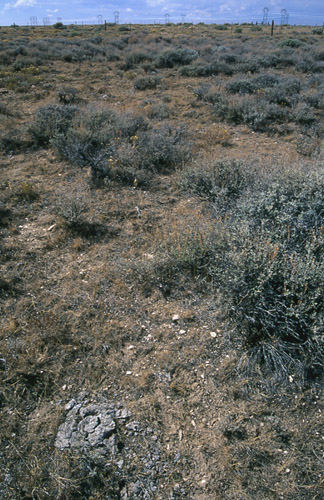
[0,1,323,26]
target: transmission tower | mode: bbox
[114,11,119,24]
[97,15,103,25]
[30,16,38,26]
[181,14,186,24]
[281,9,288,25]
[43,17,50,26]
[165,13,171,24]
[262,7,269,25]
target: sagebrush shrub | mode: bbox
[29,104,78,146]
[180,160,253,209]
[31,102,190,186]
[175,161,324,385]
[58,86,78,104]
[155,48,198,68]
[279,39,304,48]
[134,75,161,90]
[226,79,256,95]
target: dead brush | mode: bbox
[13,181,40,201]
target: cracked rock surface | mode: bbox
[55,393,179,499]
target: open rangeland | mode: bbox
[0,22,323,500]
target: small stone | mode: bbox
[115,408,132,420]
[210,332,217,338]
[126,421,140,432]
[64,399,76,411]
[172,314,180,322]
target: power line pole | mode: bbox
[165,13,170,24]
[97,15,103,25]
[43,17,50,26]
[181,14,186,24]
[30,16,38,26]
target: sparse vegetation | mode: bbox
[1,22,323,500]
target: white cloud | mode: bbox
[46,8,59,13]
[126,8,133,12]
[3,2,12,10]
[13,0,37,7]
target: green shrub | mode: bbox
[180,61,234,77]
[0,128,31,153]
[174,160,324,386]
[296,131,321,157]
[216,228,324,384]
[134,75,161,90]
[146,102,170,120]
[223,175,324,353]
[180,160,252,209]
[155,48,198,68]
[193,85,228,107]
[303,91,324,109]
[53,22,65,30]
[37,102,189,186]
[0,103,12,116]
[214,97,290,132]
[118,26,131,32]
[294,104,316,125]
[136,124,190,173]
[279,39,304,48]
[57,86,78,104]
[253,74,280,88]
[29,104,78,146]
[123,51,152,70]
[250,25,262,32]
[226,79,257,95]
